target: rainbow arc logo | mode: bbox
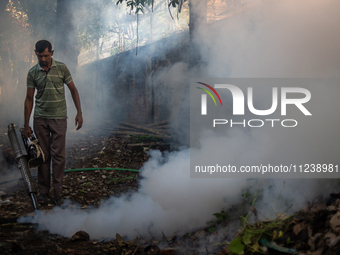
[196,82,222,115]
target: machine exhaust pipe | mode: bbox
[7,123,39,211]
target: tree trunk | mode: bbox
[173,0,208,146]
[0,0,10,78]
[0,0,11,108]
[189,0,207,68]
[54,0,79,75]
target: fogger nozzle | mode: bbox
[7,123,39,210]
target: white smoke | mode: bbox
[19,0,340,241]
[200,0,340,78]
[28,149,247,239]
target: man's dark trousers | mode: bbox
[33,118,67,198]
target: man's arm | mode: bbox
[66,81,83,130]
[23,87,35,139]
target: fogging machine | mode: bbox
[7,123,44,211]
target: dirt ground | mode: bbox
[1,128,340,255]
[0,127,174,254]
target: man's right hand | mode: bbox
[23,126,32,140]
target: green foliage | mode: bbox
[116,0,154,14]
[132,134,158,143]
[228,238,245,254]
[241,189,253,206]
[169,0,177,8]
[81,182,93,186]
[213,210,230,223]
[226,191,295,255]
[242,232,252,245]
[116,0,186,15]
[0,0,56,79]
[11,0,57,38]
[207,190,295,254]
[207,209,230,233]
[107,173,136,184]
[241,191,251,199]
[208,227,216,233]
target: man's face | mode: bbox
[35,48,54,68]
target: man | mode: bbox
[23,40,83,206]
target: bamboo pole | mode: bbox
[120,122,170,139]
[127,143,171,147]
[145,120,170,127]
[111,131,170,140]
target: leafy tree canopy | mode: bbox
[116,0,186,16]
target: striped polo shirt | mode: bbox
[27,58,73,119]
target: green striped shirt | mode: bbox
[27,58,73,119]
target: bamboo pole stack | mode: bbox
[110,120,171,140]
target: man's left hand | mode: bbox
[75,113,83,130]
